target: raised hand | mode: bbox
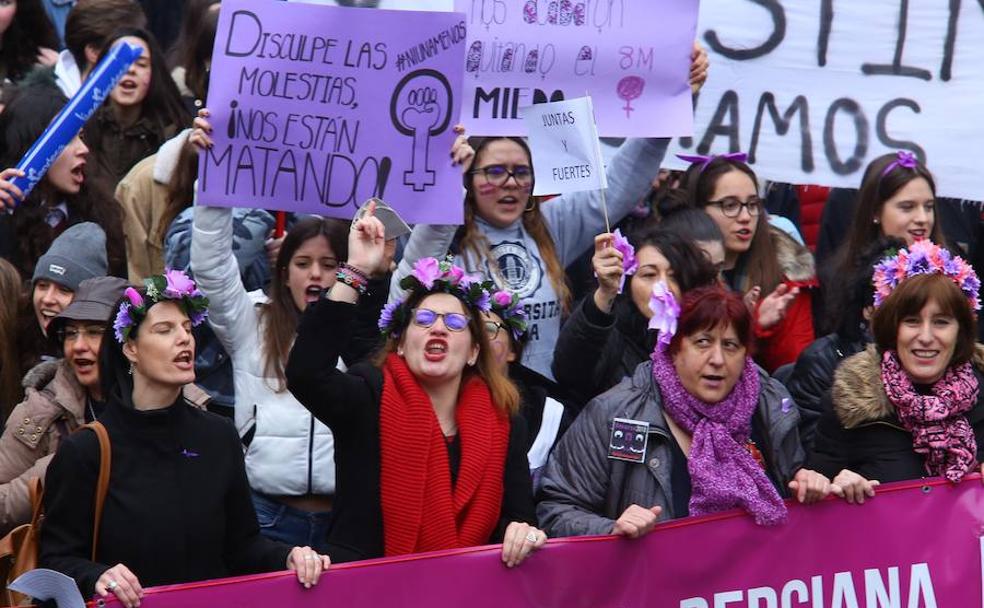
[189,108,213,151]
[592,233,624,313]
[346,200,387,276]
[450,124,475,173]
[756,283,799,330]
[0,168,25,211]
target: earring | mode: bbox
[397,349,404,357]
[873,218,880,224]
[524,198,536,212]
[128,362,134,376]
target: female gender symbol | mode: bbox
[616,76,645,119]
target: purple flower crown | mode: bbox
[113,268,210,343]
[872,240,981,310]
[490,289,529,341]
[378,257,493,338]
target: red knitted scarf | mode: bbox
[379,353,510,556]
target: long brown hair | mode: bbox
[261,217,349,391]
[834,153,945,281]
[685,157,783,293]
[0,259,25,421]
[458,136,572,314]
[374,289,520,415]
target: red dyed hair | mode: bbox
[668,285,753,356]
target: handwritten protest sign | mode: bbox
[456,0,697,138]
[665,0,984,200]
[197,0,467,224]
[522,96,606,195]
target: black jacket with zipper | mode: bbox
[808,345,984,483]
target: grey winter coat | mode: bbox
[537,360,806,538]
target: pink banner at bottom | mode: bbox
[100,477,984,607]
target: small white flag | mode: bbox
[522,96,608,196]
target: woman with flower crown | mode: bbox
[286,206,543,568]
[40,270,331,608]
[808,241,984,503]
[538,283,833,540]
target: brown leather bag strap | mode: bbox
[80,422,111,562]
[27,477,43,529]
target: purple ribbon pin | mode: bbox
[181,449,199,458]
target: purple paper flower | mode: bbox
[648,281,680,351]
[163,268,196,298]
[124,287,144,308]
[447,265,464,285]
[492,290,514,308]
[610,229,638,294]
[378,299,402,332]
[475,290,491,313]
[411,258,441,289]
[189,309,209,327]
[113,301,133,343]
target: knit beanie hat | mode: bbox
[32,222,108,291]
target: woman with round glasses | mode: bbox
[287,207,544,568]
[683,155,817,372]
[391,46,711,381]
[0,276,130,536]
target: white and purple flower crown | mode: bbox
[113,268,209,343]
[872,240,981,310]
[378,257,493,338]
[490,289,529,341]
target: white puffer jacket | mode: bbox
[191,205,335,496]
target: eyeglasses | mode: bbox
[57,325,106,343]
[707,196,763,218]
[470,164,533,187]
[412,308,471,332]
[484,320,507,339]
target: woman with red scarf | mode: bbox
[809,241,984,503]
[286,204,543,568]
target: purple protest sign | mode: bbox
[99,477,984,607]
[197,0,467,224]
[456,0,698,138]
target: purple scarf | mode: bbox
[651,349,786,525]
[880,351,979,482]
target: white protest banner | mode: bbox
[456,0,697,138]
[522,96,607,195]
[664,1,984,200]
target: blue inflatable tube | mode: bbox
[9,40,143,203]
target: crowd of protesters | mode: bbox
[0,1,982,606]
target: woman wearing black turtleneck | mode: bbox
[40,272,330,608]
[552,228,720,405]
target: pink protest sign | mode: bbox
[98,477,984,607]
[455,0,698,138]
[196,0,467,224]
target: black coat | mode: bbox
[808,346,984,484]
[552,295,654,406]
[286,298,537,564]
[785,332,865,450]
[39,397,290,597]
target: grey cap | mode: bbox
[32,222,108,291]
[49,276,129,340]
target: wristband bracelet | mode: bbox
[340,262,370,282]
[335,269,368,296]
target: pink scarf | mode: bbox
[880,351,979,482]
